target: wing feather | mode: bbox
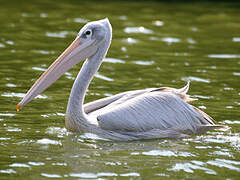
[96,91,211,134]
[86,88,156,115]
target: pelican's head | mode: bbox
[78,18,112,45]
[17,18,112,111]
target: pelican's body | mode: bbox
[18,18,227,141]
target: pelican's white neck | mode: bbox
[65,37,111,131]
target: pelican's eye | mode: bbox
[79,29,93,39]
[85,30,91,35]
[84,29,92,37]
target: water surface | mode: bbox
[0,0,240,179]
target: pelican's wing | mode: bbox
[84,88,156,114]
[84,91,127,114]
[94,83,222,134]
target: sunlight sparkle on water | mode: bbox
[103,57,125,64]
[95,72,114,81]
[124,27,153,34]
[181,76,210,83]
[161,37,181,44]
[2,92,48,99]
[36,138,62,145]
[9,163,30,168]
[123,37,139,44]
[41,173,62,178]
[46,31,69,38]
[208,54,240,59]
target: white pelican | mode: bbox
[17,18,227,141]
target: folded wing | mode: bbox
[86,83,221,134]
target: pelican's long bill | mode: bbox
[17,37,97,111]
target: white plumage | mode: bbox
[85,82,220,136]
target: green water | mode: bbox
[1,0,240,179]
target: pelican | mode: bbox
[17,18,227,141]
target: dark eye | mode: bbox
[85,30,91,35]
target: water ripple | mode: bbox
[52,162,67,166]
[133,60,154,65]
[161,37,181,45]
[41,173,62,178]
[187,38,196,44]
[124,27,153,34]
[2,92,48,99]
[31,50,55,55]
[120,172,140,177]
[73,17,88,23]
[134,150,195,157]
[208,54,240,59]
[152,20,164,26]
[6,127,21,132]
[46,31,69,38]
[32,67,46,71]
[40,13,47,18]
[207,159,240,172]
[168,162,216,175]
[6,40,14,45]
[9,163,30,168]
[70,173,98,178]
[193,95,213,99]
[203,135,240,145]
[6,83,16,87]
[223,120,240,125]
[122,38,139,44]
[36,138,62,145]
[211,151,233,157]
[28,162,45,166]
[118,16,127,20]
[95,72,114,81]
[0,169,16,174]
[0,137,11,140]
[233,72,240,76]
[46,127,68,138]
[103,57,125,64]
[232,37,240,42]
[142,150,175,156]
[0,113,15,117]
[181,76,210,83]
[0,43,5,48]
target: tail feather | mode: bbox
[152,81,197,102]
[176,81,197,102]
[178,81,190,94]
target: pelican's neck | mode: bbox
[68,50,104,114]
[66,39,110,131]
